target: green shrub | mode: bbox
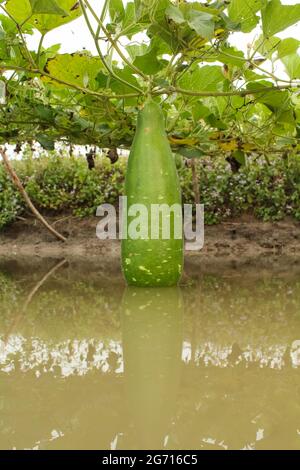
[0,166,23,229]
[0,151,300,230]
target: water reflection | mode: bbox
[1,259,300,449]
[121,288,183,449]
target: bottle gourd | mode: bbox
[121,99,183,287]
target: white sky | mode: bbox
[25,0,300,82]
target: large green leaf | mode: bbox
[109,0,125,22]
[119,2,147,38]
[281,53,300,79]
[262,0,300,37]
[95,65,141,104]
[186,9,215,39]
[246,81,291,112]
[134,0,153,20]
[165,5,215,39]
[178,65,224,93]
[29,0,67,16]
[133,45,165,75]
[253,35,281,59]
[44,53,103,89]
[216,46,245,67]
[5,0,82,33]
[228,0,261,33]
[165,4,185,24]
[277,38,300,59]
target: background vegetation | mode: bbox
[1,149,300,229]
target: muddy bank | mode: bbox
[0,216,300,279]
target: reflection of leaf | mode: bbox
[44,53,103,89]
[6,0,82,33]
[262,0,300,37]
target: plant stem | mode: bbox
[82,0,148,81]
[0,5,36,68]
[79,0,143,93]
[165,84,299,98]
[36,33,46,66]
[1,64,142,99]
[0,147,67,242]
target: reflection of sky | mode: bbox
[1,336,300,377]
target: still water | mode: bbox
[1,257,300,450]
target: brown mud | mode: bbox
[0,215,299,281]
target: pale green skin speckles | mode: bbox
[121,100,184,287]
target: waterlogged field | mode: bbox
[0,258,300,450]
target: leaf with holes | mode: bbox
[6,0,82,33]
[44,53,104,90]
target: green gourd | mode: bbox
[121,99,183,287]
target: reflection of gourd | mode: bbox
[121,287,183,450]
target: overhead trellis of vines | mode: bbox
[0,0,299,162]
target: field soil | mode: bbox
[0,216,300,279]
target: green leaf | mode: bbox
[281,53,300,79]
[233,150,246,166]
[186,9,214,39]
[38,43,61,69]
[36,133,55,150]
[126,43,147,61]
[228,0,261,33]
[165,4,185,24]
[34,104,55,122]
[262,0,300,37]
[191,102,211,121]
[6,0,82,33]
[134,0,153,20]
[205,113,227,130]
[246,81,291,112]
[44,53,104,89]
[253,35,281,59]
[121,2,144,38]
[178,65,224,94]
[216,46,245,67]
[109,0,125,22]
[277,38,300,59]
[99,65,141,104]
[29,0,67,16]
[176,147,204,159]
[133,45,165,75]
